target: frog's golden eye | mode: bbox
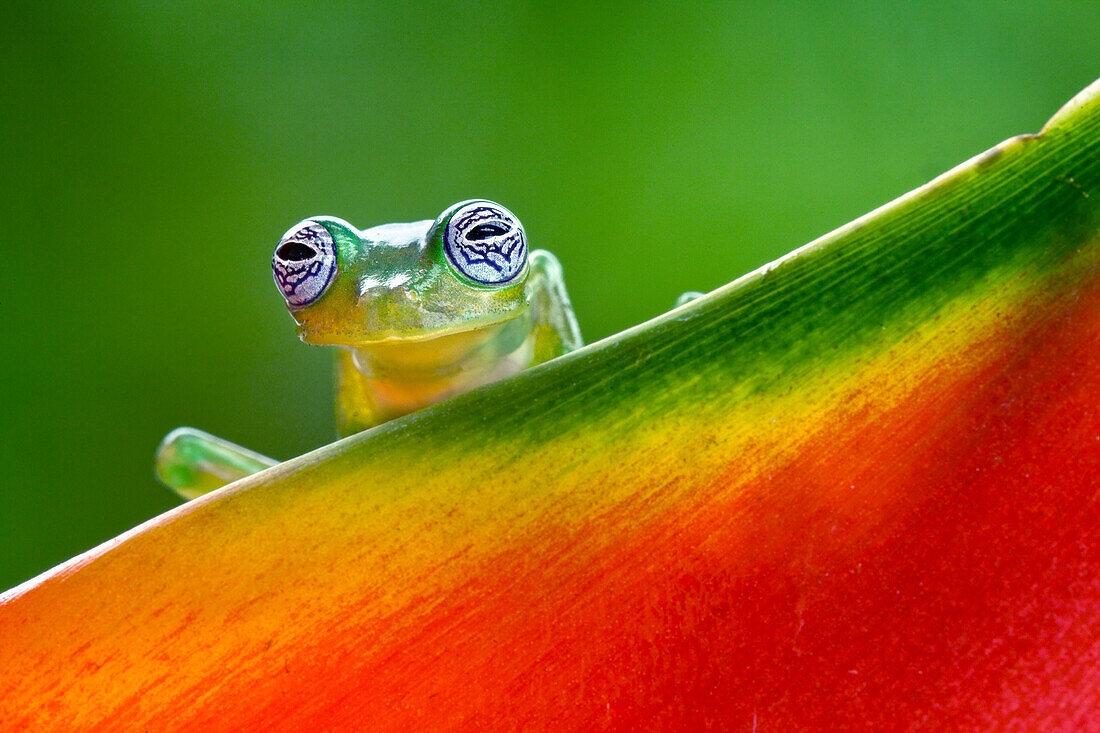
[272,221,337,307]
[443,201,527,286]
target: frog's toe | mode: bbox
[155,427,277,500]
[674,291,706,308]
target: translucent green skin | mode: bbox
[157,201,583,499]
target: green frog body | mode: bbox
[156,200,582,499]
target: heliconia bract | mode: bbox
[2,79,1099,731]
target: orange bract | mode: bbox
[2,79,1099,730]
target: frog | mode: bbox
[155,200,584,499]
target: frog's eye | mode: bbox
[442,201,527,286]
[272,221,338,307]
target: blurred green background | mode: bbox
[1,1,1096,589]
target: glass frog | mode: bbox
[156,200,583,499]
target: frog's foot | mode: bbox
[155,427,278,500]
[528,249,584,359]
[675,291,706,308]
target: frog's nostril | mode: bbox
[276,242,317,262]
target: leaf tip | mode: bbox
[1042,77,1100,134]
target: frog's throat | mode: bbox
[344,313,536,383]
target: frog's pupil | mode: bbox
[466,223,508,241]
[277,242,317,262]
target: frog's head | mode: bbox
[272,200,531,347]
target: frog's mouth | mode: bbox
[293,290,532,347]
[297,311,519,348]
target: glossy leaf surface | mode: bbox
[3,80,1099,730]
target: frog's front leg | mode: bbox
[155,427,277,500]
[334,348,385,437]
[528,249,583,362]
